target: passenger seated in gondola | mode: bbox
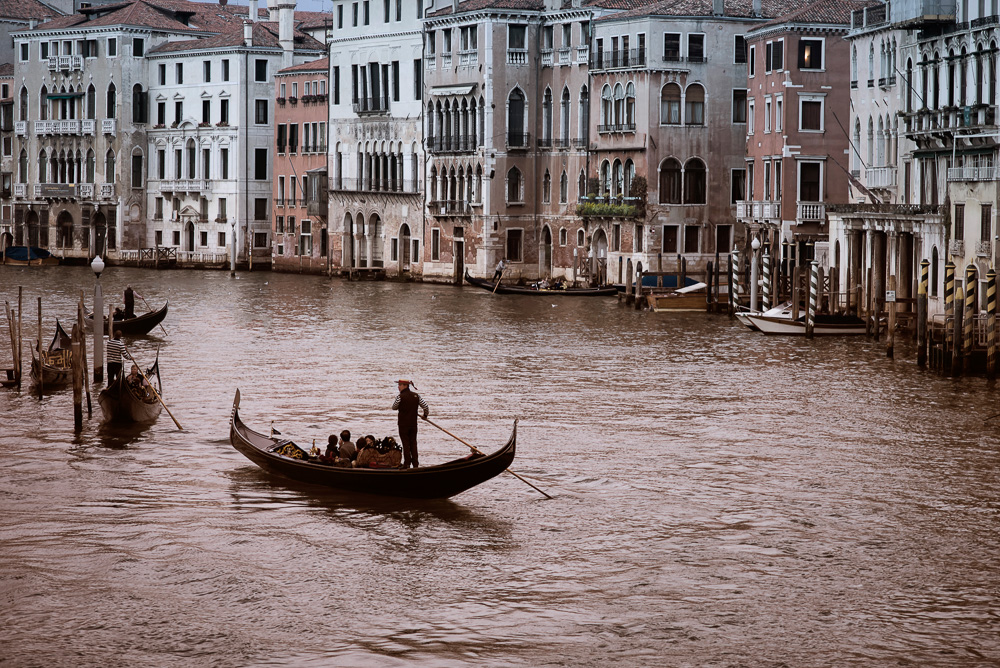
[354,436,376,468]
[338,430,357,461]
[538,278,551,290]
[113,307,125,321]
[320,435,339,464]
[125,364,152,401]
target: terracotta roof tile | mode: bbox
[748,0,880,31]
[278,56,329,74]
[0,0,64,21]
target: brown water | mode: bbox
[1,265,998,667]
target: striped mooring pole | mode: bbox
[944,261,956,354]
[731,249,740,312]
[917,259,929,367]
[761,247,771,312]
[987,268,997,377]
[964,264,977,370]
[806,260,819,338]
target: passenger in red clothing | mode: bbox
[392,380,429,469]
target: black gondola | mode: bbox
[30,320,73,386]
[464,269,618,296]
[86,301,168,337]
[99,358,163,423]
[229,390,517,499]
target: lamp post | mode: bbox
[750,236,761,313]
[230,218,237,276]
[91,255,104,383]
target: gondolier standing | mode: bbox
[492,259,507,283]
[105,330,129,382]
[393,379,429,469]
[123,285,135,318]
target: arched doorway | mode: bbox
[356,213,368,268]
[184,221,195,252]
[343,212,354,268]
[541,226,553,277]
[1,231,12,256]
[26,210,40,247]
[94,211,107,256]
[56,211,73,249]
[591,228,609,285]
[370,214,383,267]
[400,223,411,269]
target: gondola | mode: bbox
[3,246,60,266]
[464,269,617,296]
[85,301,168,337]
[98,358,163,423]
[30,320,73,386]
[229,390,517,499]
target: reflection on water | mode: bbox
[1,265,999,666]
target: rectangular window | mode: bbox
[383,0,389,22]
[204,60,212,82]
[175,150,182,179]
[255,149,267,180]
[716,225,732,254]
[254,233,268,248]
[255,60,267,82]
[982,204,992,242]
[798,38,823,70]
[200,231,208,247]
[277,124,287,153]
[775,95,783,132]
[176,63,183,84]
[220,99,229,124]
[392,61,399,101]
[158,63,166,85]
[157,150,165,179]
[352,1,358,26]
[157,102,166,125]
[363,0,370,24]
[431,228,441,261]
[219,231,226,247]
[108,38,117,57]
[747,99,755,134]
[509,25,526,49]
[770,40,784,71]
[333,66,340,104]
[506,229,523,261]
[414,59,421,100]
[337,4,343,28]
[663,33,680,61]
[289,124,298,152]
[688,34,705,62]
[202,148,210,179]
[255,99,268,124]
[222,59,230,81]
[219,198,227,220]
[133,38,144,57]
[684,226,699,254]
[731,169,746,204]
[174,101,183,124]
[955,204,965,240]
[749,45,756,76]
[774,160,782,199]
[395,0,401,20]
[18,42,27,61]
[562,24,572,48]
[154,197,163,219]
[799,163,821,201]
[800,98,823,131]
[131,154,143,188]
[202,100,211,124]
[735,36,747,64]
[732,90,747,123]
[254,198,268,221]
[634,224,644,252]
[661,225,679,253]
[173,231,180,246]
[764,97,772,133]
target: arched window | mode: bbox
[560,170,568,204]
[867,117,874,165]
[579,85,589,143]
[659,158,681,204]
[542,88,552,143]
[106,83,117,118]
[601,84,612,126]
[853,120,862,172]
[577,229,585,247]
[624,159,635,197]
[131,149,143,189]
[625,82,635,127]
[38,149,47,182]
[876,117,885,166]
[600,160,610,195]
[87,84,96,120]
[579,170,587,198]
[869,43,875,83]
[86,149,96,183]
[906,58,913,112]
[683,158,706,204]
[18,150,27,184]
[851,45,858,83]
[19,87,28,122]
[507,88,525,146]
[39,85,48,121]
[542,169,551,203]
[612,159,623,197]
[613,83,624,127]
[560,87,571,142]
[105,149,115,181]
[506,166,523,203]
[685,84,705,125]
[132,84,147,123]
[660,83,681,124]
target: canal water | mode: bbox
[1,265,998,667]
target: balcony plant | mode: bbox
[575,199,638,218]
[288,96,298,104]
[276,97,286,105]
[216,121,229,127]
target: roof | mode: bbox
[277,56,329,74]
[593,0,818,21]
[748,0,879,31]
[0,0,64,21]
[147,19,325,54]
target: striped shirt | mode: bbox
[392,392,429,416]
[106,338,127,365]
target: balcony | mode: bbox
[330,177,421,194]
[507,48,528,65]
[102,119,116,135]
[797,202,826,221]
[430,200,472,216]
[572,137,589,148]
[598,123,636,133]
[428,135,477,153]
[541,49,554,67]
[977,240,991,256]
[458,49,477,66]
[576,195,640,219]
[352,97,389,115]
[47,55,84,72]
[950,239,965,256]
[506,132,531,150]
[34,120,85,135]
[736,200,780,221]
[161,179,209,192]
[866,166,898,187]
[557,47,571,65]
[575,46,589,63]
[14,121,26,136]
[31,183,102,199]
[592,48,647,70]
[13,183,27,198]
[948,165,999,181]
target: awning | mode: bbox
[46,93,85,100]
[431,84,476,97]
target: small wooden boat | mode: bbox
[3,246,60,266]
[229,390,517,499]
[735,302,793,331]
[30,320,73,386]
[86,301,168,337]
[744,312,867,336]
[99,358,163,423]
[464,269,617,297]
[646,282,708,312]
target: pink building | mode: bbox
[272,57,329,273]
[739,0,868,265]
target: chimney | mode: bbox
[243,20,253,46]
[452,0,459,12]
[278,0,295,70]
[28,18,38,29]
[752,0,761,16]
[249,0,257,22]
[713,0,724,16]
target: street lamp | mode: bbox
[91,255,105,383]
[750,236,761,313]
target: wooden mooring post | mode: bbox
[987,268,997,378]
[71,325,83,431]
[77,302,92,416]
[944,262,956,357]
[886,275,897,358]
[917,259,929,367]
[36,296,43,397]
[805,261,818,338]
[706,260,714,312]
[964,264,977,375]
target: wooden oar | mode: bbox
[123,344,182,430]
[492,266,506,294]
[421,416,552,499]
[136,292,168,336]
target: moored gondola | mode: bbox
[229,390,517,499]
[30,320,73,386]
[464,269,617,296]
[99,358,163,423]
[85,301,168,337]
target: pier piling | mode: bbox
[917,259,929,367]
[887,275,896,358]
[953,285,965,376]
[988,269,997,378]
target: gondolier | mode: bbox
[392,379,429,469]
[124,285,135,318]
[105,330,129,382]
[492,259,507,283]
